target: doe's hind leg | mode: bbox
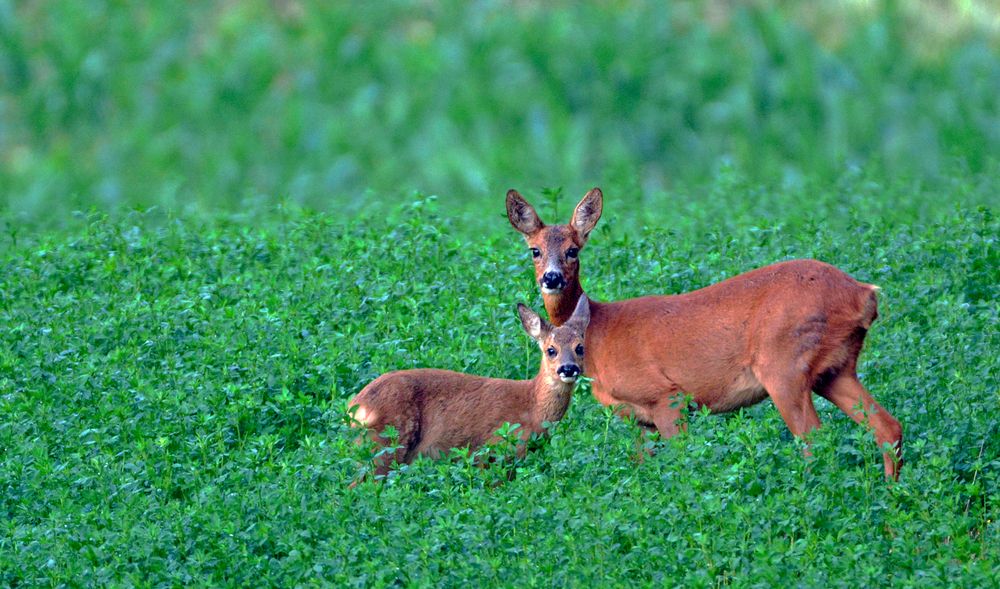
[755,367,822,451]
[817,372,903,480]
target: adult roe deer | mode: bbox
[348,297,590,483]
[506,188,903,479]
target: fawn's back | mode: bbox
[353,369,537,460]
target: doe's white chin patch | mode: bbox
[559,375,578,383]
[542,287,563,295]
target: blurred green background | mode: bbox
[2,0,998,222]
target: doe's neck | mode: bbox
[543,280,584,326]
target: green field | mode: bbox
[2,1,999,586]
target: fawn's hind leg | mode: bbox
[350,418,419,486]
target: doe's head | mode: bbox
[517,296,591,383]
[506,188,603,294]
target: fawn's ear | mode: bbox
[517,303,551,341]
[565,295,591,334]
[506,189,545,236]
[570,188,603,244]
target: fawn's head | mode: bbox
[506,188,603,294]
[517,295,591,383]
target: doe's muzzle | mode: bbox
[541,271,566,291]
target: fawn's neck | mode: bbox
[543,280,584,326]
[529,372,575,425]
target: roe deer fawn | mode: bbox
[506,188,903,479]
[348,296,590,483]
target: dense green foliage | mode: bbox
[2,1,999,586]
[2,185,998,585]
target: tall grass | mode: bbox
[1,195,997,585]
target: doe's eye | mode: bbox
[575,344,585,356]
[530,247,541,258]
[566,247,579,259]
[546,347,557,358]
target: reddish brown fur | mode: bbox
[348,298,589,483]
[506,188,903,479]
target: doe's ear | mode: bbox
[517,303,550,341]
[506,189,544,236]
[565,295,591,334]
[570,187,603,243]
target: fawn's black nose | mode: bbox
[541,271,566,290]
[557,364,580,380]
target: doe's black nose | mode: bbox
[557,364,580,378]
[541,271,565,289]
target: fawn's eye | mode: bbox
[546,347,557,358]
[530,248,541,258]
[575,344,585,356]
[566,247,579,259]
